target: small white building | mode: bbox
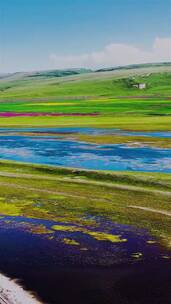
[139,83,146,89]
[133,83,146,89]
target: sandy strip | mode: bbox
[0,273,43,304]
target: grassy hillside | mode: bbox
[0,64,171,99]
[0,63,170,130]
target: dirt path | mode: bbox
[128,205,171,217]
[0,171,171,197]
[0,180,109,203]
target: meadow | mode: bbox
[0,66,171,131]
[0,64,171,99]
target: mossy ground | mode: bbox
[0,160,170,247]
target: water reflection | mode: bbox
[0,215,170,304]
[0,131,171,172]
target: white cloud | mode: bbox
[49,37,171,69]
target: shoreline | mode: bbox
[0,273,42,304]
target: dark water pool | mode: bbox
[0,215,170,304]
[0,127,171,172]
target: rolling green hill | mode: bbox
[0,62,171,100]
[0,62,170,130]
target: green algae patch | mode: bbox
[62,238,80,246]
[28,224,54,235]
[52,216,98,227]
[52,225,127,243]
[0,202,21,217]
[52,225,77,232]
[87,231,127,243]
[2,219,54,236]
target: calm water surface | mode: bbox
[0,127,171,172]
[0,215,170,304]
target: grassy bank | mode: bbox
[73,133,171,148]
[0,160,170,247]
[0,115,171,131]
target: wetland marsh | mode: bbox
[0,160,170,303]
[0,67,171,303]
[0,127,171,173]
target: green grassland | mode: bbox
[0,115,171,131]
[0,69,171,99]
[0,64,171,130]
[0,160,170,247]
[0,97,171,116]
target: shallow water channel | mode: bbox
[0,127,171,172]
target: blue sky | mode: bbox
[0,0,170,72]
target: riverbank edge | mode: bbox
[0,273,42,304]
